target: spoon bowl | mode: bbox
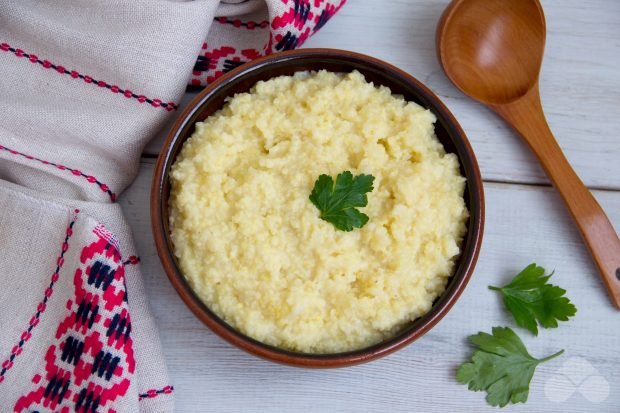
[437,0,545,104]
[437,0,620,308]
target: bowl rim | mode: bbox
[151,48,485,368]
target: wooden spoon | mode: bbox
[436,0,620,308]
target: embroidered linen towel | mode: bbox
[0,1,344,412]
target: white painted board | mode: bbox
[120,159,620,412]
[144,0,620,190]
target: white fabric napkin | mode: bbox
[0,1,344,411]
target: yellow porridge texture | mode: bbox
[169,70,468,353]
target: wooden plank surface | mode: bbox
[131,0,620,411]
[121,159,620,412]
[144,0,620,190]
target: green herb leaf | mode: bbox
[309,171,375,231]
[489,263,577,335]
[457,326,564,407]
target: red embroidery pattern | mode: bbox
[0,211,79,385]
[191,0,347,86]
[192,46,262,86]
[272,0,312,30]
[93,223,120,251]
[0,144,117,202]
[0,41,178,112]
[215,17,270,29]
[138,385,174,401]
[123,256,140,266]
[14,226,135,412]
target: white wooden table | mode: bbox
[120,1,620,411]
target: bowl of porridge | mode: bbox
[151,49,484,367]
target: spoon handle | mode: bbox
[491,85,620,309]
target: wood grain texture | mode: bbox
[145,0,620,190]
[121,159,620,412]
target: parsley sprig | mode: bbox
[309,171,375,232]
[458,264,577,407]
[457,326,564,407]
[489,263,577,335]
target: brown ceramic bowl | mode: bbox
[151,48,484,368]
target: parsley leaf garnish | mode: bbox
[457,326,564,407]
[309,171,375,231]
[489,263,577,335]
